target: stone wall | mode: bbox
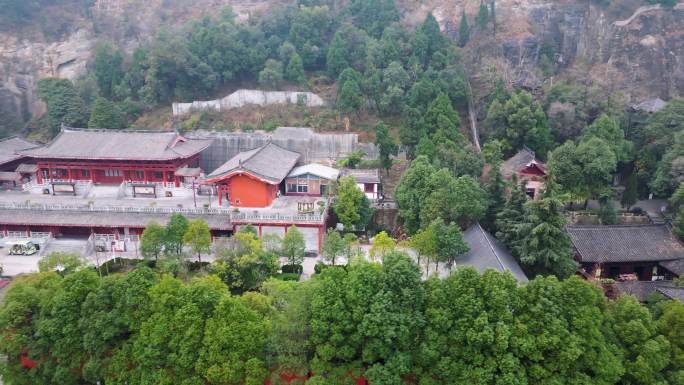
[172,89,326,117]
[190,127,377,173]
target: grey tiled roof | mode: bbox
[0,209,231,230]
[614,281,667,302]
[341,168,381,184]
[660,258,684,276]
[501,147,544,177]
[656,286,684,302]
[456,223,528,283]
[15,164,38,173]
[0,136,36,166]
[567,225,684,263]
[614,280,684,302]
[208,142,300,184]
[19,128,212,161]
[0,172,21,181]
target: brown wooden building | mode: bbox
[567,224,684,281]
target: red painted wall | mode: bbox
[229,174,277,208]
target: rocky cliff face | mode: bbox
[0,0,286,133]
[411,0,684,102]
[0,0,682,132]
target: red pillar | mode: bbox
[37,168,43,184]
[90,168,96,183]
[47,164,52,182]
[258,225,263,237]
[143,170,148,183]
[162,170,167,186]
[68,168,73,181]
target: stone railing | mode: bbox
[231,211,324,225]
[0,201,234,216]
[0,201,328,224]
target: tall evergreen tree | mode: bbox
[285,52,306,84]
[513,197,577,278]
[88,97,125,129]
[282,226,306,266]
[476,1,489,28]
[37,78,89,135]
[337,80,363,114]
[495,177,528,247]
[396,156,438,235]
[258,59,284,89]
[490,0,497,34]
[483,158,506,231]
[424,93,463,141]
[458,11,470,47]
[621,173,638,210]
[375,121,398,172]
[92,42,124,99]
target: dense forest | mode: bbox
[3,1,684,384]
[2,252,684,385]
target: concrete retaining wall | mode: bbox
[172,89,325,117]
[190,127,377,173]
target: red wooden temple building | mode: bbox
[501,147,546,198]
[18,128,212,186]
[204,142,301,207]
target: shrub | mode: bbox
[276,273,301,281]
[598,202,618,225]
[281,264,303,274]
[314,262,328,274]
[630,206,645,215]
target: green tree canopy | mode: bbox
[375,121,398,172]
[322,229,346,266]
[420,170,487,228]
[458,11,470,47]
[424,93,463,142]
[88,97,125,129]
[396,156,438,235]
[513,197,577,278]
[334,176,372,231]
[37,78,88,135]
[92,42,124,99]
[183,219,212,263]
[477,1,490,27]
[485,91,554,158]
[141,221,166,261]
[282,226,306,266]
[285,51,306,84]
[258,59,284,89]
[38,252,83,274]
[548,137,617,202]
[582,114,633,164]
[369,231,396,261]
[164,213,189,256]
